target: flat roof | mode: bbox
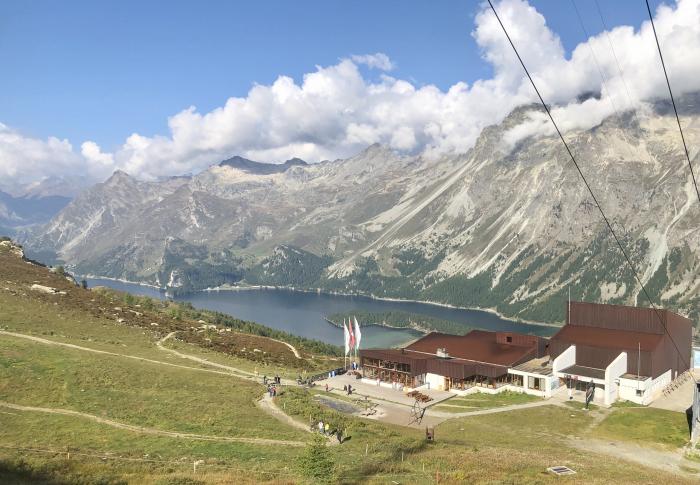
[560,364,606,380]
[512,356,553,376]
[551,325,663,351]
[620,373,651,381]
[405,330,537,367]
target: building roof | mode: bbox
[560,364,606,380]
[405,330,538,367]
[512,356,553,376]
[551,324,663,351]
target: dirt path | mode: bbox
[0,401,305,447]
[568,436,698,477]
[156,332,258,380]
[0,330,235,377]
[265,336,301,359]
[427,399,562,418]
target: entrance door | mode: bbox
[444,377,451,391]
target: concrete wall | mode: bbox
[425,372,445,391]
[618,369,671,405]
[604,352,627,405]
[552,345,575,373]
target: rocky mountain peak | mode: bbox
[218,155,308,175]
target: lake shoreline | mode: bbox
[323,316,431,335]
[202,283,561,330]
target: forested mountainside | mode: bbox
[25,96,700,326]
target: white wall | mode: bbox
[619,369,672,405]
[425,373,444,391]
[552,345,576,374]
[508,369,557,397]
[604,352,627,406]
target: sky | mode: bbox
[1,0,696,191]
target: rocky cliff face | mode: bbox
[26,99,700,324]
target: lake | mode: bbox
[87,279,556,348]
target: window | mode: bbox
[506,336,512,343]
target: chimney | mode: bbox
[437,347,450,358]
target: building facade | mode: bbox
[547,301,692,405]
[359,330,548,394]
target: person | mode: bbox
[267,385,272,398]
[585,380,595,409]
[336,428,343,444]
[347,384,352,395]
[567,375,572,400]
[318,420,324,434]
[325,383,329,392]
[343,384,347,392]
[273,386,277,397]
[263,375,268,385]
[324,422,330,435]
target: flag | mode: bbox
[353,316,362,350]
[348,318,356,350]
[343,319,350,356]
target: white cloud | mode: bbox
[351,53,396,71]
[1,0,700,188]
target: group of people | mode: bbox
[343,384,354,395]
[264,374,281,398]
[315,419,344,444]
[263,374,281,385]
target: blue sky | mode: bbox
[0,0,663,152]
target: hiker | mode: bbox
[347,384,352,395]
[324,422,330,435]
[263,375,268,385]
[343,384,347,392]
[336,428,343,444]
[325,383,329,392]
[318,420,324,434]
[267,385,272,398]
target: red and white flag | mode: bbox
[343,318,350,356]
[348,318,356,350]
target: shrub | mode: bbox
[298,434,335,482]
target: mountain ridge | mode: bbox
[24,98,700,326]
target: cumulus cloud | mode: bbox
[2,0,700,187]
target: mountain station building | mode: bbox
[544,301,693,405]
[358,301,693,406]
[359,329,548,394]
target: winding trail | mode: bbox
[267,337,302,359]
[0,330,233,377]
[156,332,257,380]
[1,329,325,444]
[0,401,305,447]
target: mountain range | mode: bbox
[24,96,700,326]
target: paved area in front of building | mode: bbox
[316,373,455,407]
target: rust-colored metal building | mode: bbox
[359,330,547,391]
[549,301,692,379]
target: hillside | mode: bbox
[24,97,700,326]
[1,239,698,483]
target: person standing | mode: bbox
[567,375,572,400]
[318,420,324,434]
[324,422,330,435]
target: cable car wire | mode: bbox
[485,0,695,378]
